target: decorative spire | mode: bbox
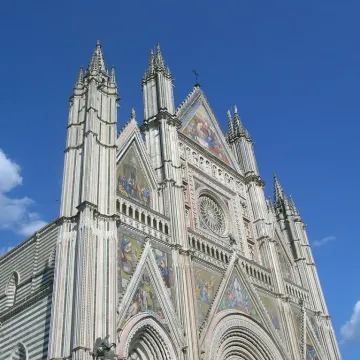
[289,195,299,216]
[88,40,106,74]
[130,107,136,120]
[148,48,155,74]
[274,173,286,205]
[109,65,116,86]
[227,110,234,140]
[75,67,84,89]
[155,43,165,70]
[233,105,245,137]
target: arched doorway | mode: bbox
[118,314,179,360]
[202,311,288,360]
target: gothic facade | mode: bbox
[0,42,342,360]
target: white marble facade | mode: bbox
[0,42,341,360]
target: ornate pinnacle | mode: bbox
[233,105,244,136]
[227,110,234,140]
[149,48,155,74]
[273,173,286,205]
[75,67,84,88]
[110,65,116,85]
[155,43,165,70]
[130,107,136,120]
[88,40,106,75]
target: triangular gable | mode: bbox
[116,121,158,209]
[117,242,182,343]
[178,89,239,170]
[193,263,224,327]
[199,255,290,358]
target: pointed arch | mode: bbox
[6,271,20,308]
[203,311,287,360]
[118,314,179,360]
[11,342,27,360]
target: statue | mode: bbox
[92,335,116,359]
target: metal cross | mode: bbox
[192,69,200,85]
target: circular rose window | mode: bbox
[199,195,226,235]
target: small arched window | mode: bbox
[6,272,19,308]
[11,342,27,360]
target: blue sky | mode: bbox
[0,0,359,357]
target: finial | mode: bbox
[234,105,238,114]
[96,40,101,46]
[130,107,136,120]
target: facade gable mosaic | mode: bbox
[193,262,223,327]
[116,241,182,343]
[178,89,239,171]
[116,117,157,188]
[199,255,291,359]
[117,143,153,208]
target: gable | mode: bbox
[183,103,230,165]
[179,91,239,171]
[117,241,182,342]
[117,143,153,208]
[217,268,260,321]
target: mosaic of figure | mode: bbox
[219,273,259,320]
[260,295,281,330]
[117,147,151,207]
[154,249,171,289]
[194,268,222,325]
[306,344,319,360]
[277,247,293,281]
[183,105,230,165]
[118,233,143,291]
[124,269,165,325]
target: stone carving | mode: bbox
[92,335,116,359]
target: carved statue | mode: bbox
[92,335,116,359]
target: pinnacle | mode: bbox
[143,43,171,82]
[75,67,84,88]
[130,107,136,120]
[227,109,234,139]
[88,40,106,74]
[273,173,286,204]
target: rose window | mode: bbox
[199,195,226,235]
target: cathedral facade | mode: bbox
[0,42,341,360]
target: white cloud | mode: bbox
[312,236,336,248]
[0,246,14,257]
[341,301,360,344]
[0,149,46,236]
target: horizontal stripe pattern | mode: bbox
[0,294,52,360]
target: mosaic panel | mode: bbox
[153,247,172,298]
[259,294,281,331]
[193,265,222,325]
[183,104,230,165]
[117,145,151,207]
[306,343,319,360]
[218,271,259,321]
[123,267,167,328]
[117,230,144,294]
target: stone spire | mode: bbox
[143,43,172,82]
[155,43,165,70]
[75,67,84,89]
[274,173,286,205]
[233,105,245,138]
[227,110,234,140]
[109,65,116,87]
[88,40,106,75]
